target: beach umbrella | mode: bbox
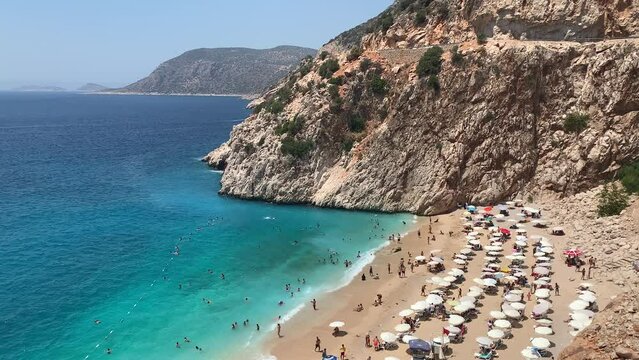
[509,289,524,294]
[448,315,465,326]
[485,245,502,251]
[579,282,594,289]
[455,254,468,260]
[460,295,476,304]
[460,248,473,255]
[569,300,589,311]
[431,256,444,263]
[436,281,451,288]
[380,332,397,342]
[490,311,506,319]
[415,255,427,261]
[454,303,472,313]
[468,291,482,298]
[395,323,411,333]
[399,309,414,317]
[483,278,497,287]
[521,347,541,359]
[570,312,590,322]
[515,240,527,247]
[537,299,553,308]
[329,321,344,328]
[494,319,511,329]
[510,302,526,311]
[466,235,477,240]
[468,239,481,246]
[499,228,511,236]
[402,334,418,343]
[505,275,519,281]
[532,303,550,315]
[448,268,464,277]
[504,293,521,302]
[534,289,550,299]
[324,356,338,360]
[536,256,551,262]
[445,325,461,334]
[533,252,546,258]
[541,247,553,253]
[409,339,431,351]
[573,309,595,318]
[534,326,553,335]
[443,276,457,283]
[468,231,479,236]
[487,251,502,256]
[425,294,443,305]
[411,302,428,311]
[487,329,505,340]
[563,248,583,257]
[385,357,401,360]
[580,290,596,297]
[430,276,443,284]
[487,263,500,269]
[536,262,552,268]
[579,293,597,303]
[533,279,548,285]
[469,286,483,293]
[569,319,591,330]
[516,228,527,234]
[504,309,521,319]
[476,337,493,347]
[453,259,466,265]
[432,336,450,345]
[430,249,442,254]
[484,256,497,262]
[536,318,552,326]
[473,278,485,286]
[533,267,550,275]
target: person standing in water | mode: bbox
[277,323,282,337]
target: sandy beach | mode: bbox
[265,203,624,360]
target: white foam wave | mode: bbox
[325,239,390,294]
[209,169,223,174]
[263,216,275,220]
[270,303,306,330]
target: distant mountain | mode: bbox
[115,46,316,96]
[13,85,66,92]
[78,83,108,92]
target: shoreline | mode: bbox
[261,203,624,360]
[92,91,259,100]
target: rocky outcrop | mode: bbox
[205,0,639,214]
[559,291,639,360]
[116,46,316,96]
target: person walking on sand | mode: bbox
[339,344,346,360]
[311,298,317,310]
[365,334,371,347]
[581,267,586,280]
[315,337,321,352]
[277,323,281,337]
[387,263,391,274]
[555,283,560,295]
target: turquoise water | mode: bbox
[0,92,411,360]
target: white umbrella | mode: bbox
[445,325,461,334]
[469,239,481,245]
[504,309,521,319]
[504,294,521,302]
[459,296,476,304]
[580,290,596,297]
[536,318,553,325]
[468,291,482,298]
[448,315,465,326]
[427,261,440,266]
[430,249,442,254]
[569,300,589,311]
[579,293,597,303]
[541,247,553,253]
[515,240,527,247]
[570,312,590,322]
[468,231,479,236]
[380,332,397,342]
[415,255,427,261]
[490,311,506,319]
[448,268,465,276]
[469,286,483,293]
[569,319,591,330]
[473,278,485,286]
[510,302,526,310]
[521,347,541,359]
[385,357,401,360]
[329,321,344,328]
[430,257,444,263]
[533,279,548,285]
[484,256,497,262]
[532,302,550,315]
[402,335,418,343]
[437,281,451,288]
[399,309,414,317]
[395,323,411,333]
[453,259,466,265]
[485,245,502,251]
[476,337,493,347]
[536,256,551,262]
[509,289,524,294]
[425,294,444,305]
[454,304,472,313]
[432,336,450,345]
[483,278,497,287]
[455,254,468,260]
[573,309,595,318]
[537,299,553,308]
[487,251,502,256]
[443,276,457,283]
[487,329,505,339]
[534,326,553,335]
[536,262,552,268]
[430,276,443,284]
[579,282,594,289]
[494,319,511,329]
[533,267,550,275]
[411,301,428,311]
[534,289,550,299]
[460,248,473,255]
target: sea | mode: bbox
[0,92,412,360]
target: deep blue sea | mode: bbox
[0,92,411,360]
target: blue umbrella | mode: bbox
[323,356,337,360]
[409,339,431,351]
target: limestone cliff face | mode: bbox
[205,0,639,214]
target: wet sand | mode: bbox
[266,205,622,360]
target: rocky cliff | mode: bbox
[116,46,316,95]
[205,0,639,214]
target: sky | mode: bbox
[0,0,393,90]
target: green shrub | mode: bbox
[597,183,629,217]
[359,58,372,72]
[477,33,488,45]
[564,112,589,133]
[275,116,304,136]
[298,62,312,77]
[328,84,340,99]
[414,10,426,25]
[347,113,366,132]
[319,51,329,60]
[379,13,394,32]
[347,47,363,61]
[426,74,440,91]
[329,97,343,113]
[266,99,284,114]
[276,87,292,103]
[280,138,314,158]
[368,73,388,95]
[328,76,344,86]
[318,59,340,79]
[416,46,444,77]
[619,160,639,194]
[342,137,355,152]
[450,46,464,65]
[398,0,413,11]
[244,143,255,154]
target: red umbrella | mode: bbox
[499,228,511,236]
[563,249,583,257]
[484,207,493,212]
